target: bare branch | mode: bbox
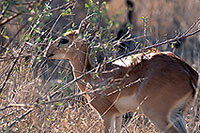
[6,108,34,130]
[0,12,22,27]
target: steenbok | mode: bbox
[47,30,198,133]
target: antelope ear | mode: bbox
[63,30,79,42]
[78,14,93,37]
[78,20,89,38]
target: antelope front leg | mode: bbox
[115,115,122,133]
[103,112,122,133]
[103,111,115,133]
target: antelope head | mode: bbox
[47,15,92,60]
[46,30,88,60]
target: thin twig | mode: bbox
[7,108,33,130]
[0,21,30,53]
[0,44,25,94]
[0,12,22,27]
[49,1,75,12]
[0,55,31,62]
[0,3,10,21]
[180,17,200,38]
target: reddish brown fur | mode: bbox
[47,30,198,133]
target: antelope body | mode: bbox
[47,30,199,133]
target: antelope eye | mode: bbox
[59,38,69,46]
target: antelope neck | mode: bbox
[69,46,91,78]
[68,45,92,92]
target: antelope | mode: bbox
[46,29,199,133]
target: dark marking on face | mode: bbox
[58,38,69,46]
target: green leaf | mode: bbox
[131,55,134,59]
[171,44,174,48]
[91,42,95,46]
[2,35,9,40]
[36,2,41,7]
[37,46,41,50]
[102,1,106,6]
[25,33,31,41]
[62,8,72,16]
[55,102,63,106]
[72,22,75,28]
[37,56,41,60]
[48,37,52,42]
[85,3,89,8]
[1,94,6,99]
[67,8,72,15]
[2,1,8,5]
[141,16,145,22]
[67,28,72,32]
[10,0,16,6]
[90,0,94,6]
[36,37,41,43]
[15,67,20,73]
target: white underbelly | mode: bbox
[115,93,139,114]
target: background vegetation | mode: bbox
[0,0,199,132]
